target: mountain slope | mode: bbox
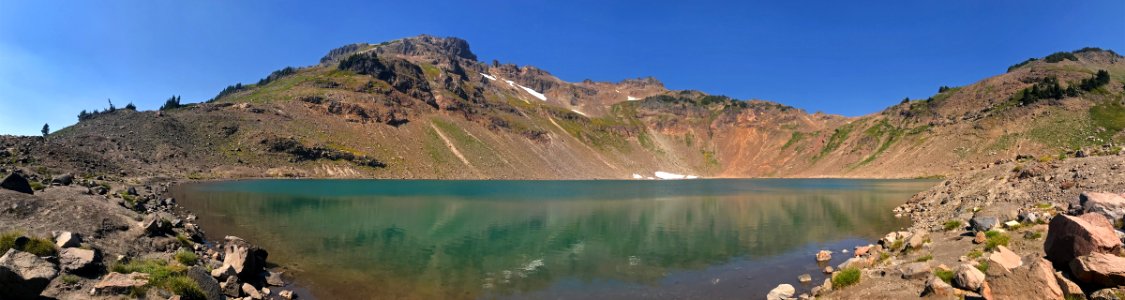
[18,36,1125,180]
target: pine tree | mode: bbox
[41,123,49,137]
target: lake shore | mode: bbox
[1,149,1122,299]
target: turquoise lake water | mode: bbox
[175,179,935,299]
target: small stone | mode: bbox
[899,262,931,280]
[242,283,263,300]
[823,266,834,274]
[279,290,296,300]
[1004,220,1021,229]
[798,273,812,283]
[815,250,832,262]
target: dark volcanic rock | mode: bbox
[0,173,33,194]
[188,266,224,300]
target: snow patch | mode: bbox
[517,85,547,101]
[632,173,644,179]
[570,109,587,116]
[654,171,699,180]
[479,73,496,81]
[627,96,640,101]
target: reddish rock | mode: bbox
[1054,271,1085,300]
[973,231,987,244]
[988,246,1023,272]
[815,250,832,262]
[854,245,871,257]
[1043,214,1122,265]
[954,264,986,292]
[988,257,1063,300]
[1069,252,1125,288]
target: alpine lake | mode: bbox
[175,179,936,299]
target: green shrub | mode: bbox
[984,230,1009,251]
[111,259,204,299]
[943,220,963,231]
[914,254,933,262]
[29,181,45,191]
[174,250,198,266]
[934,269,955,283]
[0,231,57,257]
[176,234,193,247]
[1025,231,1043,240]
[967,249,984,259]
[832,267,861,288]
[60,274,81,285]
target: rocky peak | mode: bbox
[376,35,478,61]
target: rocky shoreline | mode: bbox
[767,155,1125,300]
[0,167,303,299]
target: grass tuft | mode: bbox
[943,220,964,231]
[0,231,57,257]
[174,249,198,266]
[832,267,861,288]
[914,254,933,262]
[111,259,205,300]
[984,230,1009,251]
[934,269,955,283]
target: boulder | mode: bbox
[1081,192,1125,222]
[798,273,812,283]
[186,266,223,300]
[0,173,33,194]
[265,271,285,286]
[210,264,236,281]
[141,217,171,236]
[1069,252,1125,287]
[900,262,931,280]
[988,257,1063,300]
[59,248,98,273]
[1044,214,1123,265]
[93,272,149,295]
[55,231,81,248]
[922,276,954,297]
[987,245,1023,272]
[51,174,73,186]
[0,249,58,300]
[823,266,834,274]
[970,216,999,232]
[221,276,241,297]
[242,283,263,300]
[954,264,986,292]
[1055,271,1085,300]
[1019,211,1041,224]
[222,236,269,282]
[854,245,871,257]
[907,230,927,249]
[766,283,795,300]
[815,250,832,262]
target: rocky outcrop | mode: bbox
[59,248,98,273]
[1069,252,1125,288]
[94,272,149,294]
[0,249,58,300]
[1043,214,1123,265]
[1,173,33,194]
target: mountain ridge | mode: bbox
[4,35,1123,180]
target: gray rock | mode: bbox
[954,264,986,292]
[797,273,812,283]
[0,173,33,194]
[242,282,263,299]
[59,248,98,273]
[221,275,241,297]
[51,174,73,186]
[1090,287,1125,300]
[265,271,285,286]
[222,236,268,282]
[278,289,296,300]
[1019,211,1040,224]
[211,264,236,281]
[1081,192,1125,223]
[970,216,999,232]
[0,249,58,300]
[93,272,149,295]
[766,283,795,300]
[55,231,81,248]
[899,262,931,280]
[187,266,223,300]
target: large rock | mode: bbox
[93,272,149,295]
[988,257,1063,300]
[954,264,986,292]
[988,245,1023,272]
[0,249,58,300]
[1081,192,1125,223]
[899,262,931,280]
[970,216,1000,232]
[210,264,236,281]
[922,276,954,297]
[265,271,285,286]
[766,283,795,300]
[906,230,927,249]
[222,236,268,283]
[59,248,98,273]
[1044,214,1123,265]
[55,231,81,248]
[50,174,73,186]
[187,266,223,300]
[221,275,241,297]
[1055,271,1085,300]
[242,283,263,300]
[1069,252,1125,288]
[0,173,33,194]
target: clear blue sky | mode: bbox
[1,0,1122,135]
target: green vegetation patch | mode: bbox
[111,259,205,299]
[984,230,1009,251]
[817,122,855,159]
[914,254,933,262]
[0,231,57,257]
[832,267,861,288]
[943,220,964,231]
[1090,101,1125,139]
[174,249,199,266]
[934,269,955,284]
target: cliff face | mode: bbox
[15,37,1125,180]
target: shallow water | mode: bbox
[175,179,935,299]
